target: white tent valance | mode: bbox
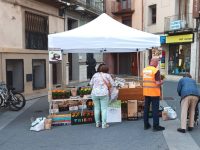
[48,13,160,53]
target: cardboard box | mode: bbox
[127,100,138,120]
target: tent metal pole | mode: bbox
[48,62,52,114]
[137,50,139,81]
[117,53,119,74]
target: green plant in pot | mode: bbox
[65,90,71,98]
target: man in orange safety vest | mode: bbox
[143,58,165,131]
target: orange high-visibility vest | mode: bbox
[143,66,160,96]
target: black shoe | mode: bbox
[153,125,165,131]
[144,123,151,130]
[188,127,193,131]
[177,128,186,133]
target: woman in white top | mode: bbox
[90,64,115,128]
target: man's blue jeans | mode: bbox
[92,95,109,127]
[143,96,160,127]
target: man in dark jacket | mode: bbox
[86,55,96,80]
[177,73,199,133]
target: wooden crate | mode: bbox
[118,88,144,101]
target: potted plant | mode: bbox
[65,90,71,98]
[52,90,60,99]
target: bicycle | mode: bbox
[0,82,26,111]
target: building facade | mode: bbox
[0,0,65,98]
[0,0,104,98]
[143,0,199,81]
[104,0,144,76]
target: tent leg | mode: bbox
[137,51,139,81]
[48,63,52,114]
[117,53,119,74]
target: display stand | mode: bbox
[49,97,90,115]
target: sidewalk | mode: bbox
[0,96,199,150]
[1,80,200,149]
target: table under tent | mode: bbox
[47,13,160,124]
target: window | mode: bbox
[67,18,78,30]
[149,4,156,24]
[25,12,48,50]
[168,44,191,75]
[32,59,46,90]
[122,16,132,27]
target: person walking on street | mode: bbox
[143,58,165,131]
[177,73,199,133]
[90,64,115,129]
[86,55,97,80]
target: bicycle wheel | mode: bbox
[9,92,26,111]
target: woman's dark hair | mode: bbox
[100,65,109,73]
[97,63,105,72]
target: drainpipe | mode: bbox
[0,52,3,81]
[103,0,106,13]
[184,0,187,17]
[179,0,181,18]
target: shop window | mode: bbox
[149,4,156,24]
[32,59,46,90]
[168,44,191,75]
[25,11,48,50]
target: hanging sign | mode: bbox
[49,50,62,62]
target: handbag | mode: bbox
[100,73,118,101]
[100,73,112,92]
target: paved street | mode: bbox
[0,80,200,150]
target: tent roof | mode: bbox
[48,13,160,53]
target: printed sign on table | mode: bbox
[49,50,62,62]
[107,100,121,123]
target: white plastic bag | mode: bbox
[164,107,177,120]
[110,87,119,101]
[30,117,46,132]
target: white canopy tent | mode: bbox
[48,13,160,53]
[48,13,161,97]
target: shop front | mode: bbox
[166,33,194,76]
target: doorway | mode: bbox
[6,59,24,92]
[32,59,46,89]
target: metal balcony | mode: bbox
[34,0,69,8]
[164,13,195,33]
[111,0,134,16]
[35,0,103,17]
[67,0,103,16]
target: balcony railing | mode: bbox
[111,0,134,15]
[70,0,103,15]
[164,13,195,33]
[36,0,103,16]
